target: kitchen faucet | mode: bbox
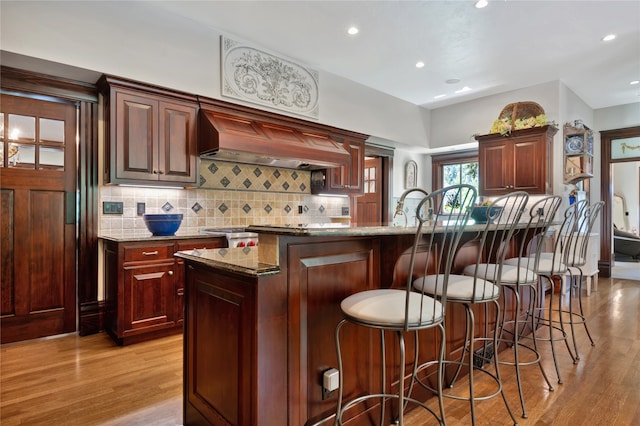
[393,187,431,227]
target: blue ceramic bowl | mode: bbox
[143,214,183,236]
[470,206,503,224]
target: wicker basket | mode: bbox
[498,101,545,121]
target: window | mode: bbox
[432,150,478,192]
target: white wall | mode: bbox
[430,81,561,148]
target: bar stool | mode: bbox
[513,199,590,386]
[414,191,529,425]
[334,184,476,426]
[560,200,604,360]
[495,195,562,418]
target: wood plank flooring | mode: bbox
[1,276,639,425]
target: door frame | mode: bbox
[1,66,100,335]
[599,125,640,277]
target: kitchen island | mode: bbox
[176,223,536,426]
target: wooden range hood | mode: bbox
[198,97,366,170]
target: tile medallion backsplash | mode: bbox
[99,160,349,238]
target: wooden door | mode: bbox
[357,157,383,225]
[0,94,77,343]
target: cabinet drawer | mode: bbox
[175,238,225,251]
[124,245,173,262]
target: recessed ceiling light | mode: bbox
[347,26,359,35]
[434,94,447,99]
[445,78,461,84]
[630,80,640,85]
[455,86,472,94]
[475,0,488,9]
[602,34,616,42]
[416,61,425,68]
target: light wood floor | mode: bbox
[1,277,639,426]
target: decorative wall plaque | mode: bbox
[221,35,319,119]
[405,160,417,189]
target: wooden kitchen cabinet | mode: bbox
[476,125,557,197]
[99,75,199,186]
[313,138,365,195]
[103,237,224,345]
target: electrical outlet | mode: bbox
[341,207,349,216]
[298,205,303,214]
[137,202,146,215]
[103,201,123,215]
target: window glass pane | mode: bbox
[0,144,3,168]
[364,181,370,193]
[461,162,479,187]
[443,164,461,186]
[8,114,35,142]
[369,181,375,193]
[39,146,65,170]
[0,113,4,140]
[40,118,65,144]
[369,167,375,179]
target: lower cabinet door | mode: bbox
[122,260,175,336]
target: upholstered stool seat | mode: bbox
[340,289,443,327]
[414,274,499,301]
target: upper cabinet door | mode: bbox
[158,100,197,183]
[115,91,158,181]
[479,139,511,196]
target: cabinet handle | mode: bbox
[177,288,184,296]
[142,251,159,256]
[152,170,158,174]
[168,270,174,276]
[158,170,164,175]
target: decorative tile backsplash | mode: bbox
[99,160,349,238]
[200,160,310,193]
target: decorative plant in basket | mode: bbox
[489,101,552,136]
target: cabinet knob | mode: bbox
[168,270,174,276]
[158,170,164,175]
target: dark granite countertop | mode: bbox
[245,221,513,237]
[174,247,279,277]
[99,234,223,243]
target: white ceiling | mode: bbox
[141,0,640,110]
[1,1,638,112]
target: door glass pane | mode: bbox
[8,114,35,142]
[39,146,65,170]
[39,118,65,144]
[8,144,34,168]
